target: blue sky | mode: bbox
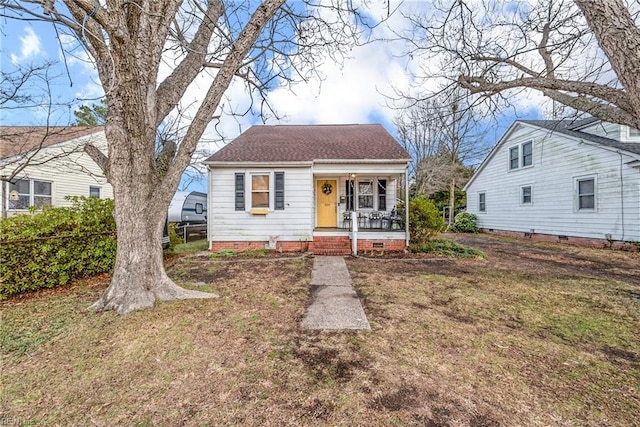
[1,2,547,193]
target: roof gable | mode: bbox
[463,119,640,191]
[205,124,411,163]
[0,126,104,160]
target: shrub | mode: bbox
[449,212,479,233]
[168,222,182,248]
[0,197,116,299]
[408,195,446,245]
[411,238,485,258]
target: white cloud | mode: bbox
[10,27,43,65]
[264,2,416,127]
[266,42,410,126]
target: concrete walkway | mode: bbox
[301,256,371,330]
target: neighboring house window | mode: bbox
[8,179,52,210]
[478,192,486,212]
[274,172,285,210]
[522,141,533,167]
[357,180,374,209]
[577,177,595,210]
[509,146,519,170]
[377,179,387,211]
[251,174,270,208]
[234,173,245,211]
[521,186,532,204]
[89,186,101,198]
[509,141,533,170]
[629,127,640,139]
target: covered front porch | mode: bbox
[311,164,410,255]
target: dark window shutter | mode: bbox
[235,173,245,211]
[275,172,285,210]
[345,180,355,211]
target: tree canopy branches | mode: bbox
[398,0,640,129]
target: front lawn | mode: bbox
[1,238,639,426]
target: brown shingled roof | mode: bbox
[205,124,412,163]
[0,126,103,160]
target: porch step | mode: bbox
[313,248,352,256]
[310,236,352,256]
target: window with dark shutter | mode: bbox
[235,173,245,211]
[275,172,285,210]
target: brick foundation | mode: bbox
[211,237,407,255]
[481,229,639,252]
[210,240,310,253]
[357,239,406,252]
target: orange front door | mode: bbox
[316,180,337,227]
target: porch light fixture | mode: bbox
[350,173,356,178]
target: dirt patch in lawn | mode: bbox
[2,236,639,426]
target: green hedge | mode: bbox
[0,197,116,299]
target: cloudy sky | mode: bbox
[0,1,548,190]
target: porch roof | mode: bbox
[204,124,412,164]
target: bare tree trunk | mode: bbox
[90,188,212,315]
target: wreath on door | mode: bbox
[322,182,333,195]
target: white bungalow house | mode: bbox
[463,118,640,246]
[0,126,113,217]
[204,124,412,254]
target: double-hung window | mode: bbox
[251,174,270,208]
[8,178,52,210]
[357,180,374,209]
[577,177,595,210]
[522,141,533,167]
[478,192,486,212]
[89,186,101,198]
[509,141,533,170]
[509,147,519,170]
[521,186,532,204]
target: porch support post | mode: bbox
[351,210,358,256]
[405,166,410,248]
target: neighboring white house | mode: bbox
[0,126,113,217]
[204,124,412,254]
[463,118,640,245]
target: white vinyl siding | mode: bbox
[465,123,640,241]
[209,167,314,242]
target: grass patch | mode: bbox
[2,238,638,426]
[411,238,485,258]
[170,239,208,253]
